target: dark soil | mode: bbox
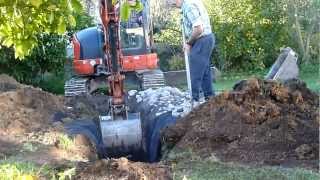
[76,158,171,180]
[163,78,319,169]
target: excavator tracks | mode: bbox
[64,70,166,96]
[141,70,166,90]
[64,77,90,97]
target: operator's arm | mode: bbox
[187,25,204,45]
[185,4,204,46]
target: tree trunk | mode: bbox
[293,4,305,61]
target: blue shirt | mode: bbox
[182,0,212,39]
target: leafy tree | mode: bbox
[204,0,289,70]
[286,0,320,64]
[153,0,319,71]
[0,0,82,59]
[0,10,94,85]
[153,9,184,71]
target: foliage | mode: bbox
[57,167,76,180]
[168,55,185,71]
[0,10,94,87]
[0,0,83,59]
[38,72,65,94]
[0,160,77,180]
[204,0,289,70]
[153,0,318,71]
[121,0,144,21]
[0,35,66,84]
[286,0,320,64]
[0,161,54,180]
[155,43,182,71]
[154,10,182,47]
[57,134,75,150]
[150,0,173,30]
[153,10,184,71]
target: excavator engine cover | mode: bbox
[99,113,143,157]
[74,26,104,60]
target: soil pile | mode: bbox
[163,78,319,169]
[0,74,64,135]
[0,74,22,92]
[0,75,97,166]
[76,158,171,180]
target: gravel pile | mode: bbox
[128,87,192,117]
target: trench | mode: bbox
[64,110,177,163]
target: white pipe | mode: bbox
[181,17,193,106]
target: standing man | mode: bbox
[170,0,215,103]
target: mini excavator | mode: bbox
[66,0,164,157]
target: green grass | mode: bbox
[57,134,75,150]
[299,64,320,92]
[0,160,76,180]
[38,72,65,95]
[215,64,319,93]
[32,63,319,94]
[173,160,320,180]
[215,70,266,92]
[0,161,53,180]
[167,150,320,180]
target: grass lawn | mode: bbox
[35,63,319,95]
[215,64,319,93]
[173,160,319,180]
[0,160,76,180]
[166,150,320,180]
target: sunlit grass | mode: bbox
[57,134,75,151]
[173,160,319,180]
[167,149,320,180]
[215,63,319,93]
[0,160,77,180]
[0,161,50,180]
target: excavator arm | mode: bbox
[98,0,143,158]
[100,0,125,107]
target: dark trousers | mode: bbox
[189,34,215,101]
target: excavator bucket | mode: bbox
[265,47,299,81]
[99,113,143,157]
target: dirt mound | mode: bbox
[0,75,101,168]
[0,74,23,92]
[76,158,171,180]
[163,78,319,169]
[0,83,64,135]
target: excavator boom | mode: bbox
[98,0,143,156]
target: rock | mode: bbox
[295,144,314,160]
[128,90,137,96]
[131,86,192,118]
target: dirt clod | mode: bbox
[163,78,319,169]
[76,158,171,180]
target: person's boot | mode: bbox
[192,100,201,108]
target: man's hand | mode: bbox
[184,43,191,54]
